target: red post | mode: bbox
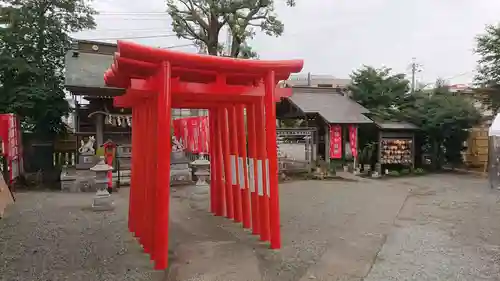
[128,106,137,235]
[219,107,234,218]
[208,109,217,214]
[246,103,260,235]
[255,99,270,241]
[135,102,144,242]
[264,71,281,249]
[236,104,251,228]
[228,105,242,222]
[154,61,172,270]
[213,107,225,216]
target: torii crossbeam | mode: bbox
[103,41,304,270]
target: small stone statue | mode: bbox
[172,136,184,152]
[79,136,96,154]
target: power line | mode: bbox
[85,27,169,32]
[94,16,170,21]
[82,34,178,40]
[97,11,169,15]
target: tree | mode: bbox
[349,66,481,169]
[0,0,96,137]
[166,0,296,57]
[399,80,481,168]
[348,66,410,119]
[474,24,500,113]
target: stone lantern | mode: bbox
[189,154,210,209]
[90,156,114,211]
[191,154,210,187]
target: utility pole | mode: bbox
[409,57,422,93]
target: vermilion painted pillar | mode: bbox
[246,102,260,235]
[213,108,225,216]
[219,107,234,219]
[135,101,145,242]
[264,71,281,249]
[128,105,138,235]
[236,104,251,228]
[142,98,152,254]
[154,61,172,270]
[208,108,217,214]
[150,95,159,262]
[228,105,242,222]
[255,99,270,241]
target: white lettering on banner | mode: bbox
[238,157,245,189]
[230,155,237,185]
[248,159,255,192]
[265,159,270,196]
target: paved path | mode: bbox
[1,174,499,280]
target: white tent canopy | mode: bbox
[489,113,500,136]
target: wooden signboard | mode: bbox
[0,175,14,218]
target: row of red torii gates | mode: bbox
[104,41,304,270]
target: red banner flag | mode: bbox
[329,125,342,159]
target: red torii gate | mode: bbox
[104,41,303,270]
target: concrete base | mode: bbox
[91,190,115,211]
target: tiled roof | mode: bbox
[288,87,373,124]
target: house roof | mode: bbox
[375,121,418,130]
[288,87,373,124]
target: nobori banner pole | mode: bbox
[255,98,270,242]
[154,61,172,270]
[246,102,260,235]
[219,107,234,219]
[236,104,251,229]
[264,70,281,249]
[228,105,242,222]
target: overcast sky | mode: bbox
[73,0,500,86]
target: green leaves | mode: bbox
[166,0,296,57]
[350,66,481,167]
[475,24,500,113]
[0,0,96,137]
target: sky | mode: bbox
[73,0,500,86]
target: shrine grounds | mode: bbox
[1,173,500,281]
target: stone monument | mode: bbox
[90,156,114,211]
[76,136,96,170]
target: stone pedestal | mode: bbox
[76,152,95,170]
[190,156,210,209]
[90,157,114,211]
[171,151,192,184]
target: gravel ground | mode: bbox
[364,174,500,281]
[2,174,499,281]
[0,190,157,281]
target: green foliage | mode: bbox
[349,66,410,119]
[350,66,481,169]
[0,0,96,137]
[388,170,400,177]
[474,24,500,113]
[400,168,410,175]
[413,168,425,175]
[166,0,296,57]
